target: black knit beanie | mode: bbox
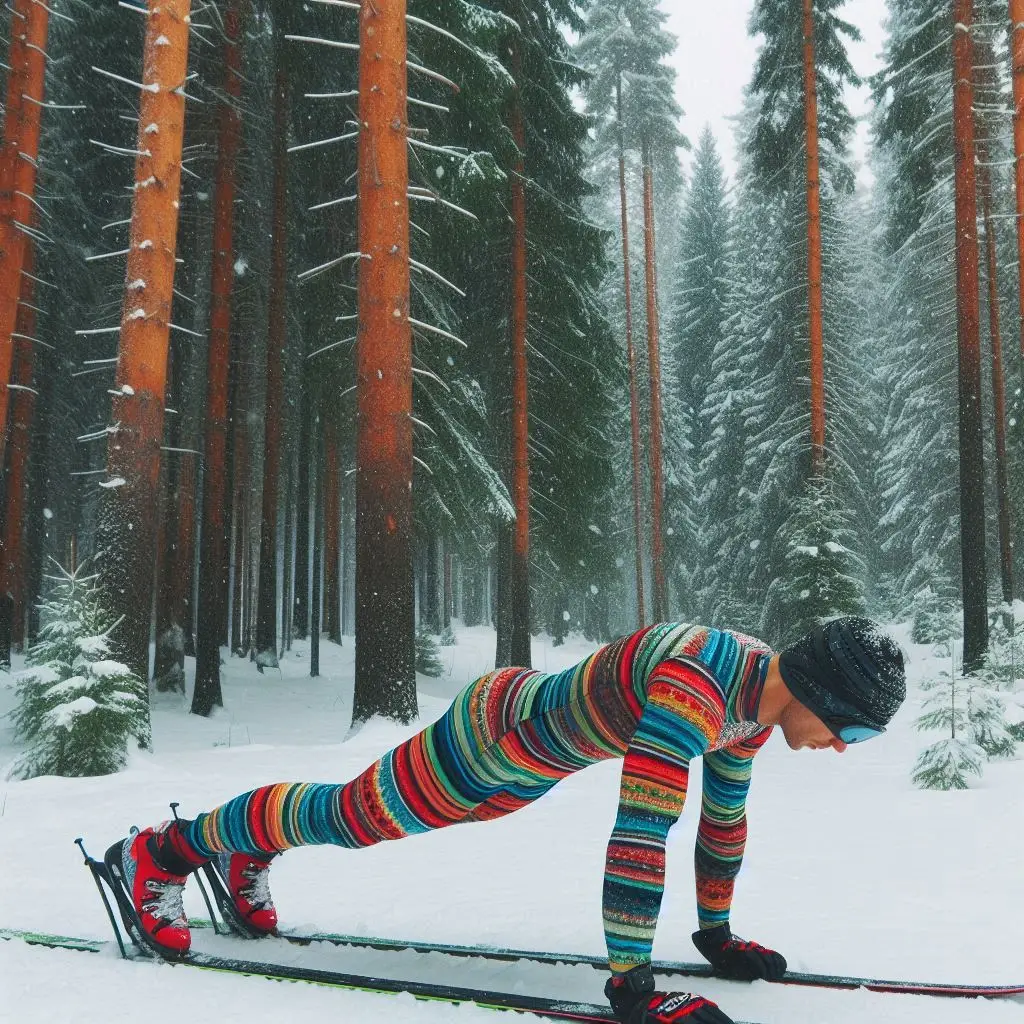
[777,617,906,730]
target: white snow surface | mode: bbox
[1,623,1022,1023]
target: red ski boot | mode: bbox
[215,851,278,937]
[104,824,191,959]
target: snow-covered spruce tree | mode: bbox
[415,623,444,679]
[872,0,1011,620]
[456,0,621,650]
[912,673,1015,789]
[912,662,985,790]
[575,0,685,626]
[9,562,148,780]
[908,553,962,644]
[761,477,866,643]
[666,127,730,620]
[733,0,869,645]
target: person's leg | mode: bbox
[156,668,541,873]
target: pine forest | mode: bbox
[0,0,1021,777]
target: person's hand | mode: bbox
[692,924,787,981]
[605,966,735,1024]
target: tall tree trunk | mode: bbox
[641,138,667,621]
[282,458,294,653]
[310,398,322,678]
[951,0,989,670]
[152,344,183,691]
[324,409,340,642]
[0,0,48,471]
[193,0,243,715]
[174,452,198,652]
[802,0,827,478]
[255,16,289,669]
[979,155,1016,621]
[352,0,416,724]
[508,46,532,668]
[293,381,311,639]
[1011,0,1024,364]
[229,295,251,656]
[443,541,452,630]
[493,525,512,665]
[102,0,191,690]
[0,244,37,666]
[617,76,646,626]
[421,534,440,631]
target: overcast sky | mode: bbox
[664,0,890,187]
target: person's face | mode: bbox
[777,698,848,753]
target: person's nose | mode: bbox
[830,737,848,753]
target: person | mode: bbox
[108,616,905,1024]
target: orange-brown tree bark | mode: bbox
[803,0,826,477]
[352,0,417,723]
[951,0,989,669]
[617,75,646,627]
[975,73,1015,619]
[0,244,37,665]
[507,43,532,668]
[101,0,191,689]
[0,0,47,471]
[255,16,289,669]
[641,138,667,621]
[193,0,244,715]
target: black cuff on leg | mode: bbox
[151,821,204,877]
[692,924,731,961]
[605,965,655,1022]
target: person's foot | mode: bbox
[217,851,278,936]
[107,825,191,958]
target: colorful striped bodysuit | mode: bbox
[169,623,774,974]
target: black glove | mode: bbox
[605,966,734,1024]
[692,924,787,981]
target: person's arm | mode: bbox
[694,731,771,931]
[603,656,725,975]
[691,731,786,983]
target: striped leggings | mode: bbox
[174,666,624,862]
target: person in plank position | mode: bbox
[109,616,905,1024]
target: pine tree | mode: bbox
[98,0,193,688]
[665,127,729,616]
[9,562,148,779]
[735,0,867,643]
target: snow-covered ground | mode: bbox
[2,624,1022,1024]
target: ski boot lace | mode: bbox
[143,879,187,925]
[240,861,272,908]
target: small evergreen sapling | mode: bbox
[912,666,985,789]
[415,623,444,678]
[8,562,149,779]
[911,645,1016,790]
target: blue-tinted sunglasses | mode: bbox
[826,718,885,744]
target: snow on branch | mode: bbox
[285,35,358,52]
[11,332,54,350]
[406,61,460,93]
[409,257,465,297]
[297,251,369,283]
[408,316,467,348]
[92,66,158,93]
[307,336,356,360]
[309,193,357,212]
[305,90,358,100]
[288,130,358,154]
